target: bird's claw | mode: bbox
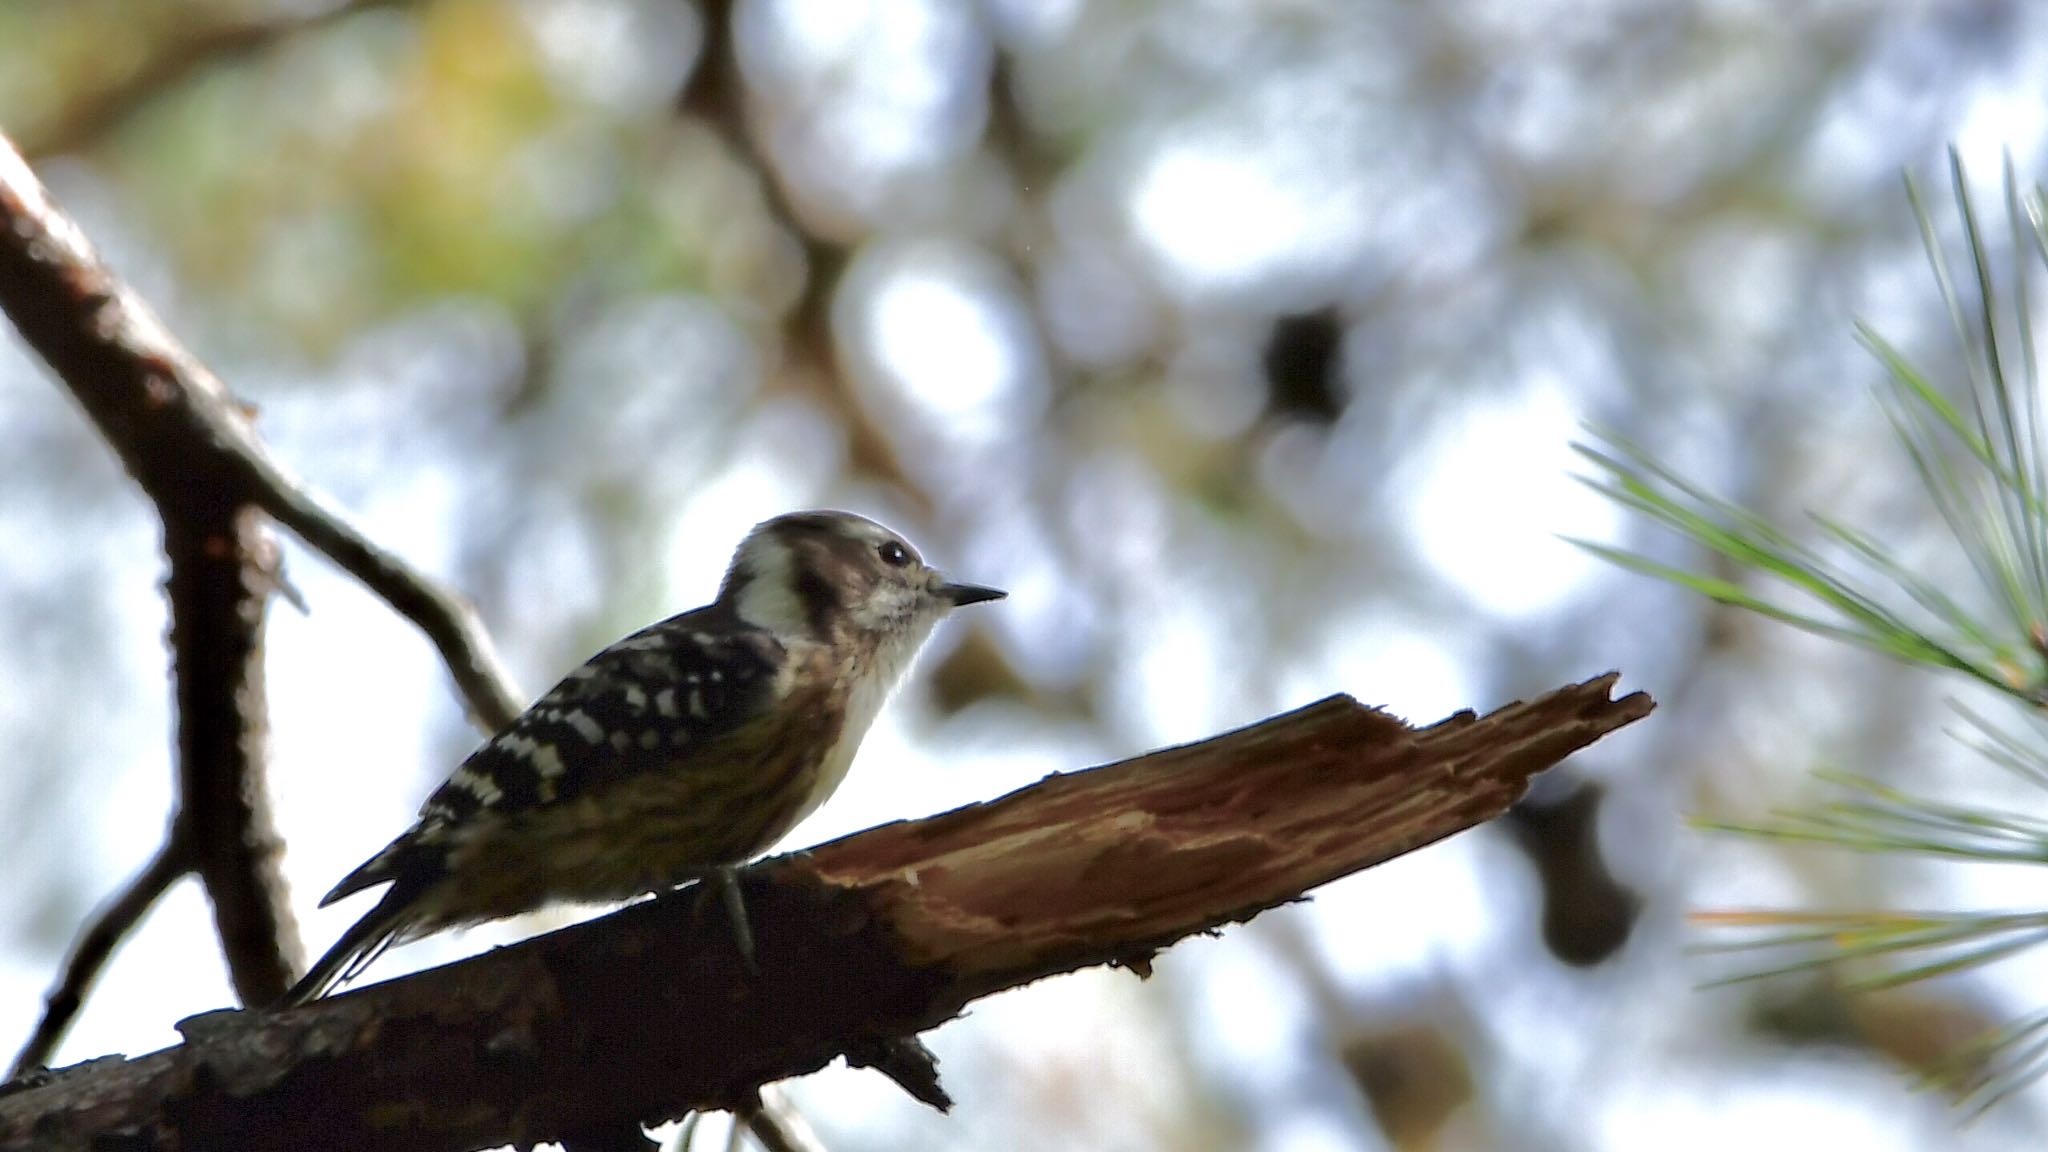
[694,866,758,975]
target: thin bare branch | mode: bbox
[740,1087,824,1152]
[254,479,524,732]
[0,135,305,1004]
[0,134,523,731]
[681,1,930,517]
[7,829,193,1079]
[164,502,302,1003]
[17,0,409,161]
[0,121,522,1044]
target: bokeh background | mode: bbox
[5,1,2048,1149]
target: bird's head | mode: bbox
[717,511,1004,655]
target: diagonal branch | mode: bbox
[0,134,305,1010]
[17,0,410,162]
[0,135,522,731]
[0,675,1653,1152]
[6,828,193,1079]
[252,477,523,732]
[682,0,930,516]
[0,126,524,1053]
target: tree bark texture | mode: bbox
[0,138,302,1007]
[0,674,1652,1152]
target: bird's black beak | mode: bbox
[939,581,1006,607]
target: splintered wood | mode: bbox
[806,672,1656,980]
[0,674,1653,1152]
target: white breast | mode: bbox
[788,618,934,826]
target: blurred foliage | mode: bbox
[1501,780,1642,967]
[1590,156,2048,1113]
[9,1,2048,1149]
[1339,1022,1476,1152]
[1581,159,2048,706]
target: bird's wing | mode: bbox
[319,608,786,907]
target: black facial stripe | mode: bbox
[794,564,839,637]
[717,564,754,604]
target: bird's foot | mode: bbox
[691,866,758,975]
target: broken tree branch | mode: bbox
[0,675,1652,1152]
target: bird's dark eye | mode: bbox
[878,541,911,567]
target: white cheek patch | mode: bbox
[849,585,916,633]
[733,535,813,636]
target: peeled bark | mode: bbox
[0,675,1652,1152]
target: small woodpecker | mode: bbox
[283,510,1004,1005]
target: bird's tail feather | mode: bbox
[278,883,417,1007]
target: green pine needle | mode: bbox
[1577,153,2048,707]
[1584,150,2048,1111]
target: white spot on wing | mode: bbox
[533,744,566,778]
[564,709,606,744]
[453,769,504,807]
[496,733,538,757]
